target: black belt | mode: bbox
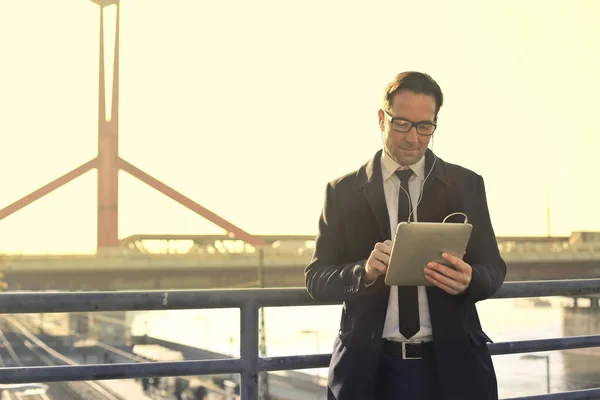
[381,339,434,360]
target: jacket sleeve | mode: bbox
[304,182,378,302]
[464,175,507,302]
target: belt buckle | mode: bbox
[401,341,421,360]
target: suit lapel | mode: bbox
[423,148,449,193]
[419,149,451,222]
[360,150,391,241]
[358,148,450,240]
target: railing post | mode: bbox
[240,301,259,400]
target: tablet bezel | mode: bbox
[384,222,473,287]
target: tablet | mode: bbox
[384,221,473,287]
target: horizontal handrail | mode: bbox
[508,387,600,400]
[489,334,600,355]
[0,279,599,314]
[1,279,600,399]
[1,335,599,383]
[0,359,245,384]
[494,279,600,299]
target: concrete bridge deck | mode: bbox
[1,233,599,291]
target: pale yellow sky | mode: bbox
[1,0,599,254]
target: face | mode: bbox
[378,89,437,166]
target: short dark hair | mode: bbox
[382,71,444,118]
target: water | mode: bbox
[128,297,600,398]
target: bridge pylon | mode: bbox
[0,0,268,252]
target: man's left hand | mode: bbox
[424,253,472,295]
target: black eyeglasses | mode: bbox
[382,110,437,136]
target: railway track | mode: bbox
[0,317,119,400]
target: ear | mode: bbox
[378,109,385,131]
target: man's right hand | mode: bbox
[364,240,392,282]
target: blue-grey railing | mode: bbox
[0,279,600,399]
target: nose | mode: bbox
[405,126,419,143]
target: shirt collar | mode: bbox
[381,149,426,182]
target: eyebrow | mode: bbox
[393,116,435,124]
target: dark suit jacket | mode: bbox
[305,149,507,400]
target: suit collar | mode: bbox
[356,148,449,240]
[357,149,382,190]
[380,149,427,181]
[356,148,449,190]
[423,148,450,191]
[359,149,390,239]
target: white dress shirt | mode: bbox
[380,150,433,342]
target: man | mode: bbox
[305,71,506,400]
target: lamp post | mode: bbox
[258,247,270,399]
[521,354,550,393]
[300,329,321,353]
[228,336,235,357]
[300,329,321,388]
[143,319,149,343]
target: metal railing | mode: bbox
[0,279,600,399]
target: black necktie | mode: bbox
[394,169,420,339]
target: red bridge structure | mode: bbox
[0,0,268,252]
[0,1,598,293]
